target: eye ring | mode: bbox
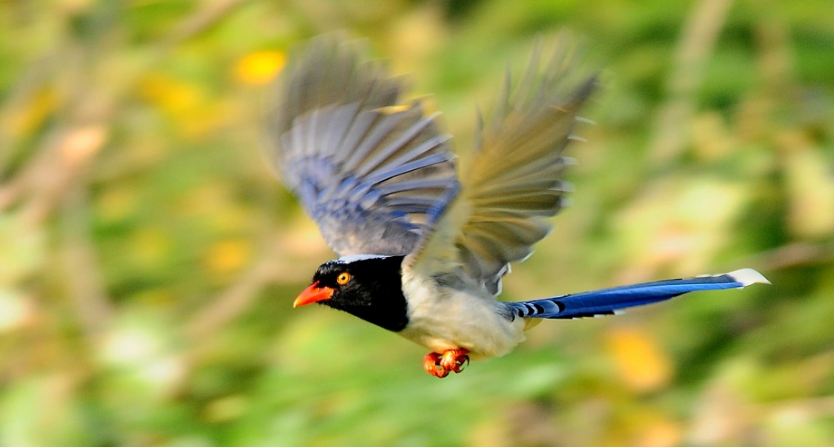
[336,272,351,285]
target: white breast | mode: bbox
[398,269,527,360]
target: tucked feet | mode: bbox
[423,349,470,378]
[423,352,447,378]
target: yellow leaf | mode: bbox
[96,187,137,224]
[130,228,171,267]
[205,239,251,275]
[604,327,673,393]
[204,395,248,423]
[6,89,56,137]
[139,74,201,116]
[139,73,229,138]
[235,51,285,85]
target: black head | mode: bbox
[293,255,408,332]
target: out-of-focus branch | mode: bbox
[185,228,329,342]
[16,124,109,226]
[0,177,24,210]
[0,116,73,216]
[755,0,794,93]
[769,396,834,418]
[649,0,734,164]
[747,242,834,272]
[0,53,59,176]
[184,237,282,341]
[60,179,115,337]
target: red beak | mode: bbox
[293,282,334,307]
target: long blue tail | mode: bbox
[509,268,769,320]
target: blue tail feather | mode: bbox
[509,268,769,320]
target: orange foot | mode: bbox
[423,349,470,378]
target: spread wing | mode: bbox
[264,35,458,257]
[407,37,597,295]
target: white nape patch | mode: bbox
[613,309,626,315]
[727,268,771,286]
[334,254,392,264]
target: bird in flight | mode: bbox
[263,35,769,378]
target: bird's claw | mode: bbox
[423,352,448,378]
[423,349,470,378]
[440,349,470,373]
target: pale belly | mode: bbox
[399,271,527,360]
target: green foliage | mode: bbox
[1,0,833,446]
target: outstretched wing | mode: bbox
[264,35,458,257]
[408,36,597,294]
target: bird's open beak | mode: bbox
[293,282,334,307]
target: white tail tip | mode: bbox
[727,268,771,286]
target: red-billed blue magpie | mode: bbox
[263,35,769,378]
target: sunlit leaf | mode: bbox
[0,376,89,447]
[204,239,251,276]
[614,177,747,274]
[0,287,32,332]
[61,124,108,166]
[235,51,285,85]
[784,144,834,238]
[95,186,138,224]
[204,395,248,423]
[129,227,172,268]
[139,74,202,116]
[0,214,46,285]
[604,327,673,392]
[635,418,680,447]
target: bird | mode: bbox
[262,35,769,379]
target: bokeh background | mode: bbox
[2,0,833,446]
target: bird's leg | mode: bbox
[439,349,470,374]
[423,349,470,378]
[423,352,449,378]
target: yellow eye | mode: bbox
[336,272,351,285]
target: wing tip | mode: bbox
[727,268,771,287]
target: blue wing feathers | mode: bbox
[373,131,449,177]
[348,114,405,174]
[363,152,455,186]
[357,112,437,175]
[375,177,453,197]
[265,37,458,256]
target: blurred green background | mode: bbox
[1,0,833,446]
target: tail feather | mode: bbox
[510,268,769,320]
